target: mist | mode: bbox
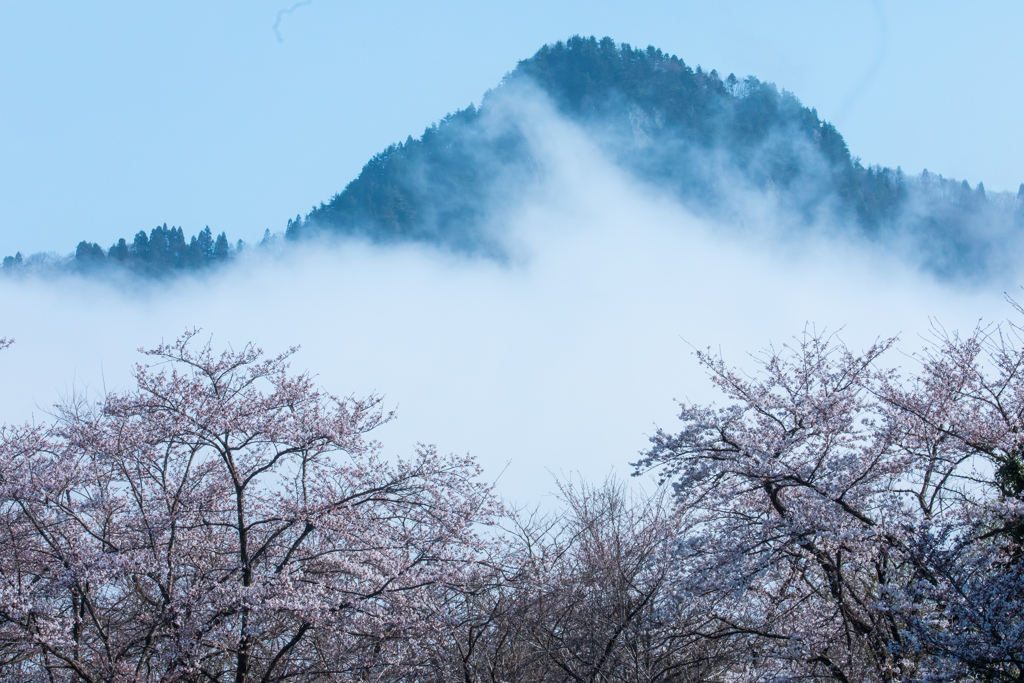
[0,93,1015,505]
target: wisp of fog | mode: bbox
[0,92,1016,505]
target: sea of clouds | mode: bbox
[0,95,1016,505]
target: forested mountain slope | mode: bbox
[289,35,1024,279]
[5,36,1023,279]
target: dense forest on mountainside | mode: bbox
[290,36,1024,278]
[5,35,1023,279]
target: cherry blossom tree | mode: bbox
[633,321,1024,682]
[425,478,736,683]
[5,314,1024,683]
[632,331,934,682]
[0,331,498,683]
[873,317,1024,681]
[506,479,731,683]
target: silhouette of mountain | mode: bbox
[289,36,1024,279]
[6,35,1022,280]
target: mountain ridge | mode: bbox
[287,35,1024,279]
[4,35,1022,280]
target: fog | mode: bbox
[0,97,1015,505]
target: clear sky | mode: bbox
[1,0,1022,256]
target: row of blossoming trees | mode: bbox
[0,311,1022,682]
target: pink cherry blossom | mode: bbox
[0,331,499,683]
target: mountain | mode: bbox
[288,35,1024,279]
[5,36,1023,280]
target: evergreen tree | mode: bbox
[131,230,150,261]
[213,232,229,261]
[195,226,214,261]
[285,214,303,239]
[186,236,202,267]
[148,224,170,269]
[108,238,129,262]
[168,226,187,267]
[75,241,106,267]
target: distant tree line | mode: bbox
[2,224,238,278]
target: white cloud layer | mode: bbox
[0,103,1016,505]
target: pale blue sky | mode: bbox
[1,1,1022,256]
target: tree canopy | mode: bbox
[3,314,1024,680]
